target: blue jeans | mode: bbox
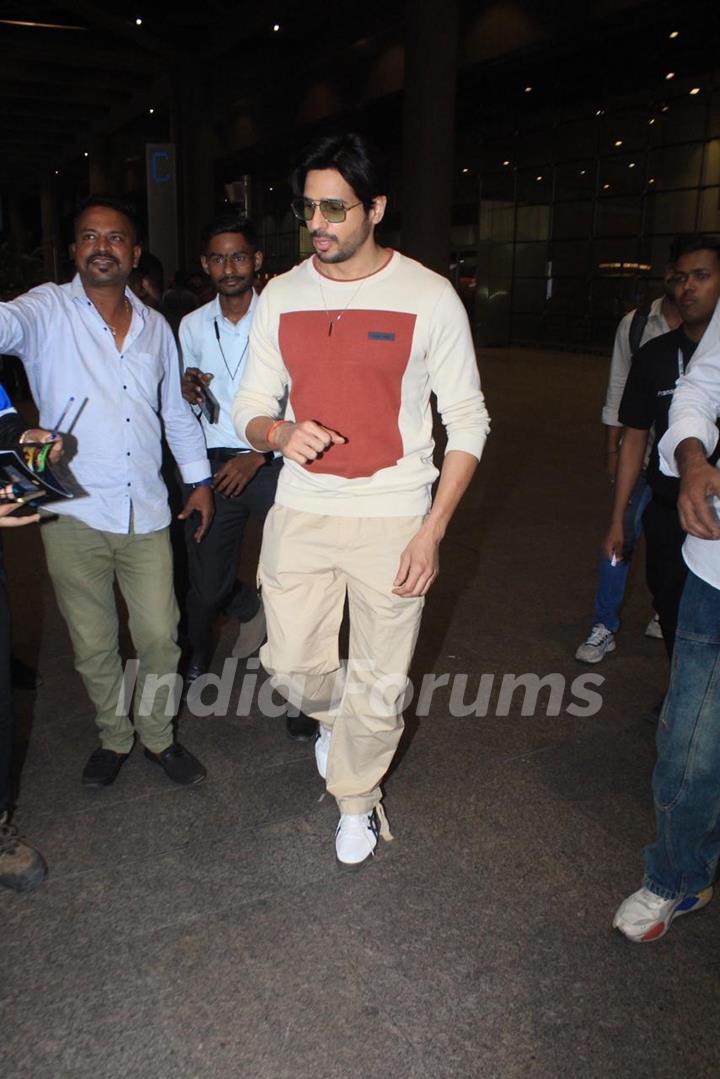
[643,570,720,899]
[593,472,651,631]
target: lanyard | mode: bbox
[677,347,685,380]
[213,318,249,383]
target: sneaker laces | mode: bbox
[0,814,20,856]
[586,624,612,646]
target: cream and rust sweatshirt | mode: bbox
[233,250,490,517]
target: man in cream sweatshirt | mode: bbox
[233,133,489,867]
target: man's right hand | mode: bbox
[182,368,212,406]
[273,420,346,464]
[678,460,720,540]
[0,501,40,527]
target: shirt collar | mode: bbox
[206,288,258,328]
[69,272,148,317]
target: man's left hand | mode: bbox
[178,485,214,542]
[392,525,440,597]
[213,452,265,498]
[22,428,63,463]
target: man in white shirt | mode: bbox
[0,196,213,789]
[178,215,318,742]
[575,269,680,664]
[613,294,720,942]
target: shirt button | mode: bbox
[127,482,131,487]
[126,418,130,422]
[123,385,127,389]
[126,451,131,456]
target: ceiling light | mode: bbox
[524,86,532,93]
[273,23,280,31]
[614,139,623,147]
[690,87,701,95]
[628,162,636,168]
[648,118,656,125]
[665,71,675,80]
[148,107,155,114]
[661,104,669,112]
[502,160,510,166]
[536,175,543,182]
[649,178,656,184]
[462,168,469,174]
[595,108,605,117]
[135,17,142,26]
[54,169,59,175]
[579,169,586,175]
[0,18,85,29]
[603,183,610,190]
[83,151,88,158]
[669,30,679,39]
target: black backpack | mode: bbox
[628,302,652,357]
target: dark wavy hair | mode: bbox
[292,133,384,210]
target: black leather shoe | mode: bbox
[144,742,206,786]
[82,747,129,787]
[286,712,319,742]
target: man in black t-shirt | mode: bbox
[603,234,720,657]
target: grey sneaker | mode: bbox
[0,812,47,893]
[231,604,267,659]
[575,623,616,664]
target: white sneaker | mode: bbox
[645,613,663,640]
[575,623,616,664]
[315,724,332,779]
[612,885,713,943]
[335,811,379,867]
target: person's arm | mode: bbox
[671,438,720,540]
[601,427,648,560]
[601,312,633,480]
[157,321,213,541]
[393,283,489,598]
[392,450,478,597]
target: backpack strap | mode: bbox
[628,302,652,357]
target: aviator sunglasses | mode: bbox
[290,197,364,224]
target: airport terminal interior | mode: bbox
[1,3,720,1077]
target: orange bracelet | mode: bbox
[266,419,290,447]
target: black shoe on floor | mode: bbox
[82,747,129,787]
[286,712,319,742]
[182,659,207,693]
[144,742,206,786]
[11,655,42,691]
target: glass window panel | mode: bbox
[515,203,550,240]
[553,201,594,238]
[552,240,591,277]
[477,239,514,278]
[645,189,698,233]
[553,119,596,161]
[479,202,514,242]
[596,196,643,237]
[547,277,589,316]
[592,277,644,326]
[515,129,551,168]
[511,312,542,342]
[710,90,720,139]
[702,140,720,187]
[513,278,547,313]
[516,169,552,206]
[599,152,646,196]
[555,160,595,201]
[660,97,706,144]
[514,242,548,278]
[647,143,703,190]
[481,169,515,201]
[474,281,511,346]
[698,187,720,232]
[600,107,651,153]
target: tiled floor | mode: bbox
[3,348,717,1078]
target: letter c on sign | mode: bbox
[151,151,171,184]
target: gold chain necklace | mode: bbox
[95,296,131,337]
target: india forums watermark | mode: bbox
[118,658,605,719]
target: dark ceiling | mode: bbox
[0,1,717,188]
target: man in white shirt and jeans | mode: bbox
[614,296,720,942]
[575,268,680,664]
[0,196,213,789]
